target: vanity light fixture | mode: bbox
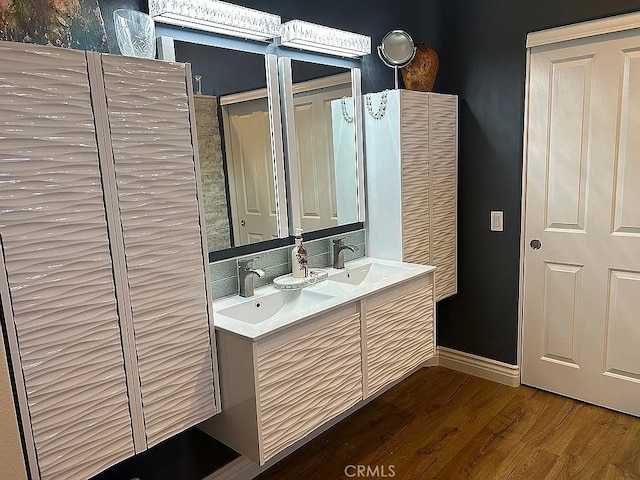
[279,20,371,58]
[148,0,281,41]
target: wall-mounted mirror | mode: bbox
[174,41,288,253]
[279,58,364,235]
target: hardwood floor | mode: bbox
[256,366,640,480]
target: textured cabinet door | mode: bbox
[0,42,135,480]
[366,90,457,301]
[426,94,457,301]
[400,92,457,301]
[256,305,362,463]
[364,276,435,396]
[400,92,431,265]
[100,55,218,446]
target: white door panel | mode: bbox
[605,270,640,381]
[522,30,640,416]
[223,99,278,245]
[614,48,640,236]
[293,85,350,232]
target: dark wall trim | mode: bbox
[207,222,364,262]
[302,222,364,242]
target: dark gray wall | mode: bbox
[425,0,640,364]
[174,42,268,96]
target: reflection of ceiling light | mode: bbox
[279,20,371,58]
[149,0,281,42]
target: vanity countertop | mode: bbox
[213,257,436,340]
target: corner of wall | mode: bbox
[0,328,28,480]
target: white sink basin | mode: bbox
[217,289,336,324]
[213,258,436,339]
[329,262,411,286]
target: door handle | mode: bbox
[240,219,246,227]
[530,239,542,250]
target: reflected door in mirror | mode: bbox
[291,70,358,233]
[283,59,361,236]
[223,98,278,244]
[176,41,287,253]
[294,88,345,231]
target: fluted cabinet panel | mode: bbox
[366,283,434,395]
[0,43,134,480]
[400,92,431,264]
[257,313,362,462]
[100,56,216,447]
[429,95,458,300]
[365,90,457,301]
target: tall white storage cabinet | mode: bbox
[0,42,219,480]
[364,90,458,301]
[100,56,219,448]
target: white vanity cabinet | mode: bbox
[0,42,219,480]
[203,266,436,466]
[363,275,435,396]
[365,90,458,301]
[258,304,362,461]
[203,303,362,464]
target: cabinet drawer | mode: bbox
[256,309,362,462]
[365,277,434,396]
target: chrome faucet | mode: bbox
[332,238,358,269]
[238,258,265,297]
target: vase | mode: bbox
[113,9,155,59]
[401,44,439,92]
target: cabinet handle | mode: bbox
[530,239,542,250]
[240,219,246,227]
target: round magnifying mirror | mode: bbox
[377,30,416,88]
[378,30,416,67]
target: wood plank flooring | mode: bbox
[256,366,640,480]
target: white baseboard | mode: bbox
[423,355,440,367]
[436,347,520,387]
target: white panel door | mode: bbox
[224,99,278,245]
[522,30,640,416]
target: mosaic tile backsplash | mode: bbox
[209,229,366,299]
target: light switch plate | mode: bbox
[491,211,503,232]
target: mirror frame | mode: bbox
[278,56,366,234]
[156,27,290,254]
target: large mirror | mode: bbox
[279,57,364,235]
[174,41,288,253]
